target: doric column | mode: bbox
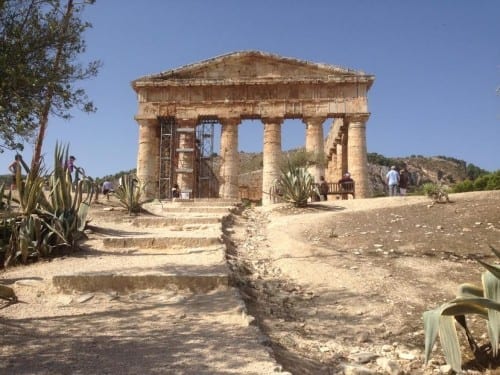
[346,113,370,198]
[262,117,283,206]
[303,116,326,182]
[328,148,337,183]
[176,118,197,197]
[136,118,160,200]
[219,118,240,199]
[336,137,344,181]
[341,133,348,176]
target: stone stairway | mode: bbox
[0,199,285,374]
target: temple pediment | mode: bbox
[132,51,374,88]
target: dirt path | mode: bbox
[228,191,500,374]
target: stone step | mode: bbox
[169,199,240,207]
[102,234,222,249]
[53,272,228,293]
[132,215,224,227]
[160,206,236,214]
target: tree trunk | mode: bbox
[31,0,74,171]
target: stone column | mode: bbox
[176,118,197,197]
[336,137,344,181]
[341,133,348,176]
[219,118,240,199]
[303,116,326,182]
[136,118,160,200]
[328,148,337,183]
[262,117,283,206]
[346,114,370,198]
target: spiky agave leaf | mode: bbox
[278,161,314,207]
[457,283,484,298]
[424,297,495,371]
[439,315,462,372]
[482,271,500,356]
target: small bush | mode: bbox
[453,179,475,193]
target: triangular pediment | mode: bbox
[133,51,374,87]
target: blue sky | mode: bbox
[3,0,499,177]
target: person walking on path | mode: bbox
[386,166,400,196]
[8,154,22,190]
[102,181,114,200]
[399,167,410,196]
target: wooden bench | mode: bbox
[314,181,355,200]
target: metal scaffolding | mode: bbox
[158,117,176,199]
[158,117,217,199]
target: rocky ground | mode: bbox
[227,191,500,374]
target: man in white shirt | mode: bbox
[386,166,400,196]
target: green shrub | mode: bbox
[474,175,489,191]
[424,246,500,372]
[453,179,474,193]
[422,183,450,203]
[486,171,500,190]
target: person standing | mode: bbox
[318,176,329,201]
[386,166,400,196]
[171,183,180,199]
[102,181,114,200]
[8,154,22,190]
[338,172,354,200]
[65,155,77,184]
[399,167,410,196]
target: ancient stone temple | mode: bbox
[131,51,374,204]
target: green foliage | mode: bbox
[422,183,450,203]
[367,152,396,167]
[0,0,100,152]
[274,160,315,207]
[282,148,327,169]
[114,174,143,214]
[466,163,488,180]
[452,179,474,193]
[424,246,500,372]
[452,171,500,193]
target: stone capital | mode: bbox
[261,117,284,125]
[219,117,241,126]
[135,118,158,127]
[302,116,326,127]
[346,113,370,124]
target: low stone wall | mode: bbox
[238,170,262,201]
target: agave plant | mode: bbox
[4,143,94,267]
[114,174,143,214]
[423,245,500,372]
[275,161,315,207]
